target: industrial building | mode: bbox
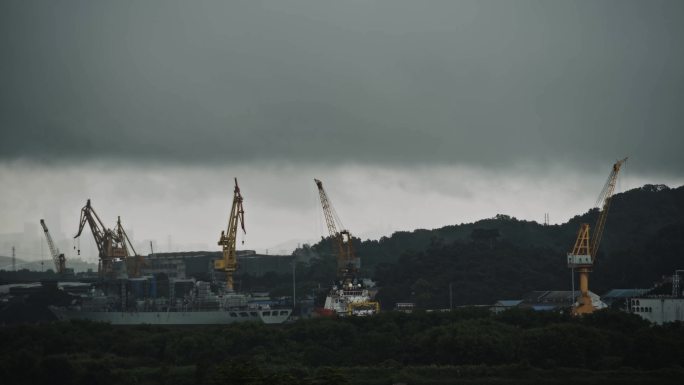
[142,251,220,279]
[630,297,684,325]
[601,289,649,309]
[628,270,684,324]
[490,300,523,314]
[142,250,295,280]
[492,290,606,312]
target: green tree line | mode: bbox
[1,309,683,384]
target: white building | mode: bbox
[630,297,684,325]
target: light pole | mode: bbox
[449,282,453,311]
[571,268,575,307]
[292,256,296,311]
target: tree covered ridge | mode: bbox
[1,309,683,385]
[297,184,684,307]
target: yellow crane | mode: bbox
[214,178,246,291]
[314,178,358,282]
[115,216,145,277]
[567,158,627,315]
[40,219,66,274]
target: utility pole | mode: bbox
[449,282,453,311]
[12,246,16,271]
[292,256,296,310]
[571,268,575,307]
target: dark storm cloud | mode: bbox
[1,0,683,174]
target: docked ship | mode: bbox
[50,303,292,325]
[50,279,292,325]
[322,279,380,317]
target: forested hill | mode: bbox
[298,184,684,308]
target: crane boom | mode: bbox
[590,157,627,261]
[315,179,340,239]
[75,199,108,253]
[214,178,246,291]
[40,219,66,274]
[567,157,627,315]
[314,179,358,281]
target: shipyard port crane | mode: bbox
[215,178,245,291]
[74,199,141,277]
[314,179,379,316]
[115,216,145,277]
[314,178,358,282]
[40,219,66,274]
[567,158,627,315]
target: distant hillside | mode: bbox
[0,255,97,273]
[300,184,684,308]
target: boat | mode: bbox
[50,306,292,325]
[321,279,380,317]
[50,279,292,325]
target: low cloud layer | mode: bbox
[1,1,683,261]
[1,1,683,174]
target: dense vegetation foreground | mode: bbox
[1,309,683,385]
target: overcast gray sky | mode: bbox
[1,1,683,260]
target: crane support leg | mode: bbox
[573,267,594,315]
[226,273,234,291]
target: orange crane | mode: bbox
[567,158,627,315]
[40,219,66,274]
[314,178,358,283]
[214,178,245,291]
[314,179,379,316]
[115,216,145,277]
[74,199,141,277]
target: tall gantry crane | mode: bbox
[215,178,246,291]
[40,219,66,274]
[115,216,145,277]
[567,158,627,315]
[314,178,358,283]
[74,199,140,277]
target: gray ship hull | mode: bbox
[51,307,292,325]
